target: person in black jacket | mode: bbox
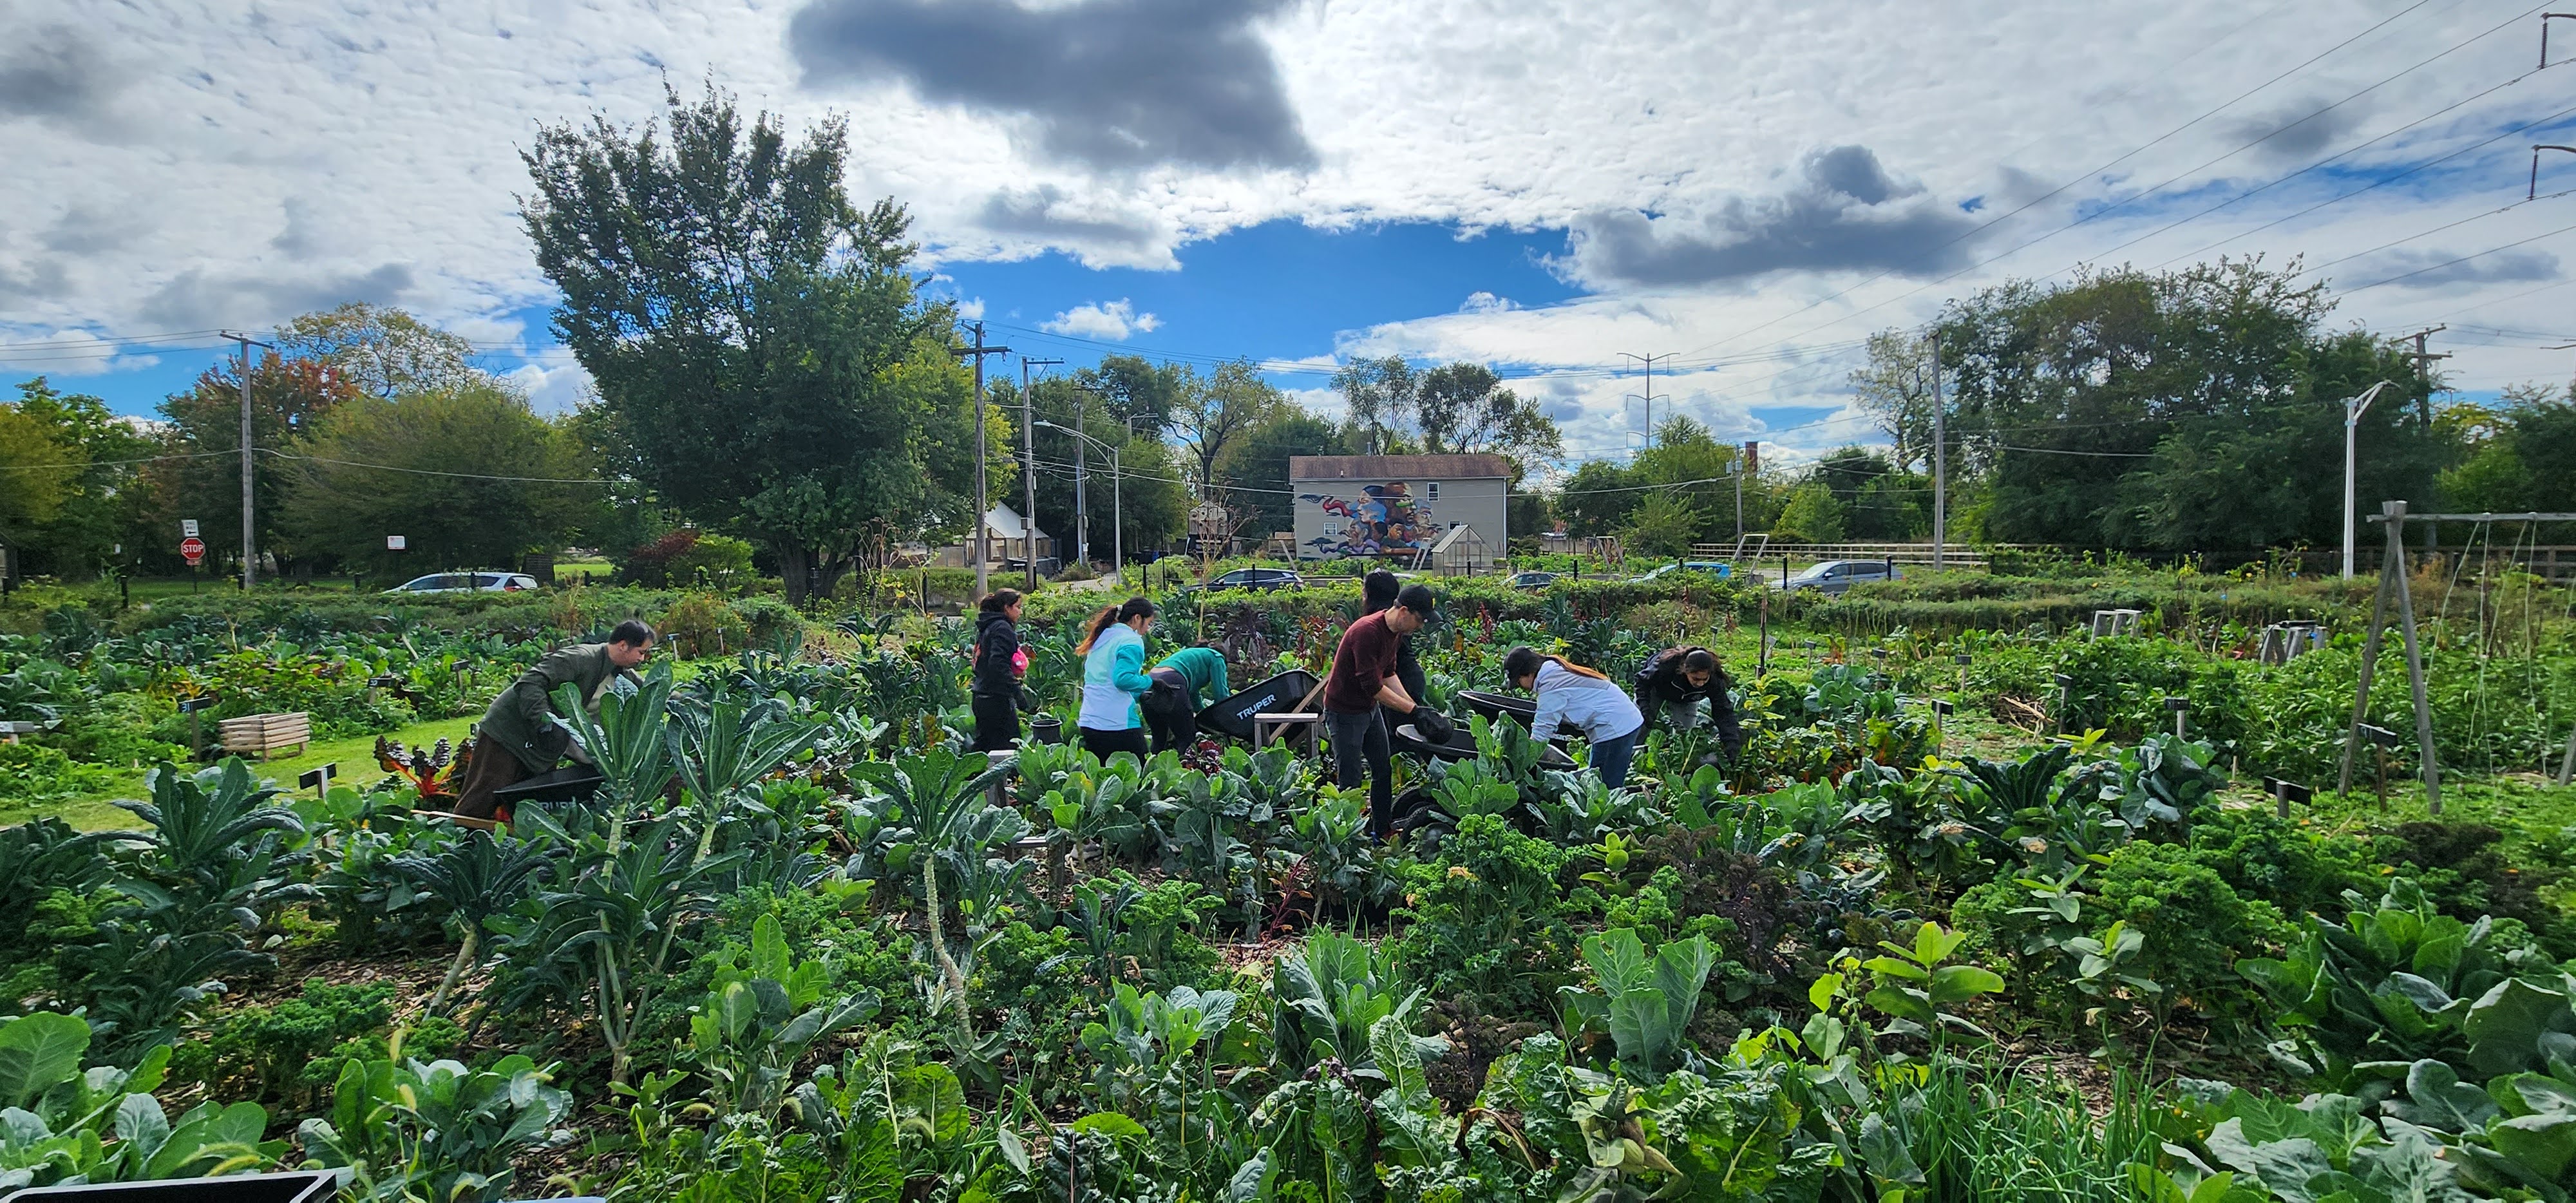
[970,589,1026,752]
[1633,645,1745,757]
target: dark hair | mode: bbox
[609,619,656,647]
[1077,596,1159,653]
[1681,649,1719,674]
[979,588,1024,614]
[1504,645,1609,685]
[1362,569,1399,614]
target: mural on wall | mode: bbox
[1300,482,1435,558]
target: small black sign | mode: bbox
[2165,696,2189,713]
[2264,776,2315,804]
[1931,699,1954,715]
[177,695,220,714]
[2359,723,2403,748]
[299,763,336,791]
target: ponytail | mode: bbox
[1077,596,1159,654]
[1503,645,1609,685]
[1075,605,1121,654]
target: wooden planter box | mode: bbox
[220,712,310,760]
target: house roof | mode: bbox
[1289,454,1511,481]
[980,504,1047,540]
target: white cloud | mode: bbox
[0,0,2565,458]
[1040,298,1161,340]
[500,360,595,415]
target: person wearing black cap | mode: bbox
[1360,569,1428,708]
[1633,645,1746,759]
[1322,582,1448,838]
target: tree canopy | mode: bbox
[278,384,589,577]
[521,82,1004,603]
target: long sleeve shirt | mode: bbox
[1529,660,1645,744]
[1078,625,1153,730]
[1155,647,1231,706]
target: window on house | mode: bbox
[1427,481,1440,501]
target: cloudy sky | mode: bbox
[4,0,2574,470]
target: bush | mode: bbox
[1391,813,1582,1016]
[2090,840,2284,1021]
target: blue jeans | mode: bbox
[1589,723,1643,790]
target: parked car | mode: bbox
[1189,567,1305,593]
[1629,560,1732,583]
[1504,571,1559,591]
[1777,560,1900,595]
[384,571,540,594]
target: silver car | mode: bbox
[384,571,541,594]
[1778,560,1900,595]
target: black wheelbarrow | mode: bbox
[492,764,606,806]
[1196,669,1321,742]
[1393,720,1577,770]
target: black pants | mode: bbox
[1142,669,1198,753]
[971,692,1019,752]
[1325,708,1394,838]
[1079,725,1151,763]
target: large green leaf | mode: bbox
[2465,980,2575,1078]
[0,1014,89,1112]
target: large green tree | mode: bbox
[275,303,483,399]
[522,83,1003,603]
[1213,406,1350,537]
[278,384,589,578]
[1173,359,1283,493]
[153,353,359,575]
[4,379,156,578]
[1935,260,2440,550]
[1412,363,1562,464]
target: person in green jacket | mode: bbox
[451,620,657,818]
[1141,645,1231,753]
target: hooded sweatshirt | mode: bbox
[1079,623,1153,730]
[971,612,1021,697]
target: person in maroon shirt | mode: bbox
[1323,583,1444,837]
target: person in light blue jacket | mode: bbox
[1502,645,1646,788]
[1075,597,1159,761]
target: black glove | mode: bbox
[1410,706,1455,744]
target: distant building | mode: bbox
[1289,454,1509,569]
[933,504,1057,573]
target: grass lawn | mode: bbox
[3,714,480,832]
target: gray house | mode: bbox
[1289,454,1509,569]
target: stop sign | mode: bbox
[180,536,206,565]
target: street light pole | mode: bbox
[1037,418,1124,589]
[2344,380,2396,579]
[1019,357,1061,589]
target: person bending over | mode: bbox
[1505,645,1647,789]
[1142,645,1230,753]
[453,619,656,819]
[1075,598,1159,762]
[1323,583,1446,838]
[970,589,1027,752]
[1632,644,1746,759]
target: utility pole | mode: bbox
[954,323,1012,600]
[2398,326,2450,427]
[1019,357,1061,589]
[1930,330,1947,571]
[1739,442,1759,540]
[218,331,273,590]
[1620,352,1675,449]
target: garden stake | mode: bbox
[2341,500,2441,813]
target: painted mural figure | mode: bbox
[1300,482,1435,558]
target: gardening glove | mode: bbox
[1411,706,1455,744]
[565,739,595,767]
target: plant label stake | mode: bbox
[299,762,336,799]
[2165,696,2188,741]
[2360,723,2403,812]
[2053,674,2074,736]
[2264,775,2314,820]
[2342,500,2440,813]
[178,694,219,757]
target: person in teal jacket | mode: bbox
[1142,645,1231,752]
[1075,597,1159,761]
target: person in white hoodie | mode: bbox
[1502,645,1647,788]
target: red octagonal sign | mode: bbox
[180,536,206,565]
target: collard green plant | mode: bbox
[0,1012,280,1190]
[1558,927,1721,1079]
[298,1048,573,1203]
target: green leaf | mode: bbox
[1069,1112,1148,1140]
[0,1013,90,1111]
[1927,965,2005,1007]
[2490,1113,2576,1182]
[994,1123,1031,1175]
[2465,978,2575,1077]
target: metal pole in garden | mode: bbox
[220,330,272,589]
[2342,380,2393,579]
[1019,357,1061,590]
[1113,422,1126,588]
[1931,328,1946,571]
[956,323,1012,600]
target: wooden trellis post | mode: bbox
[2340,500,2440,813]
